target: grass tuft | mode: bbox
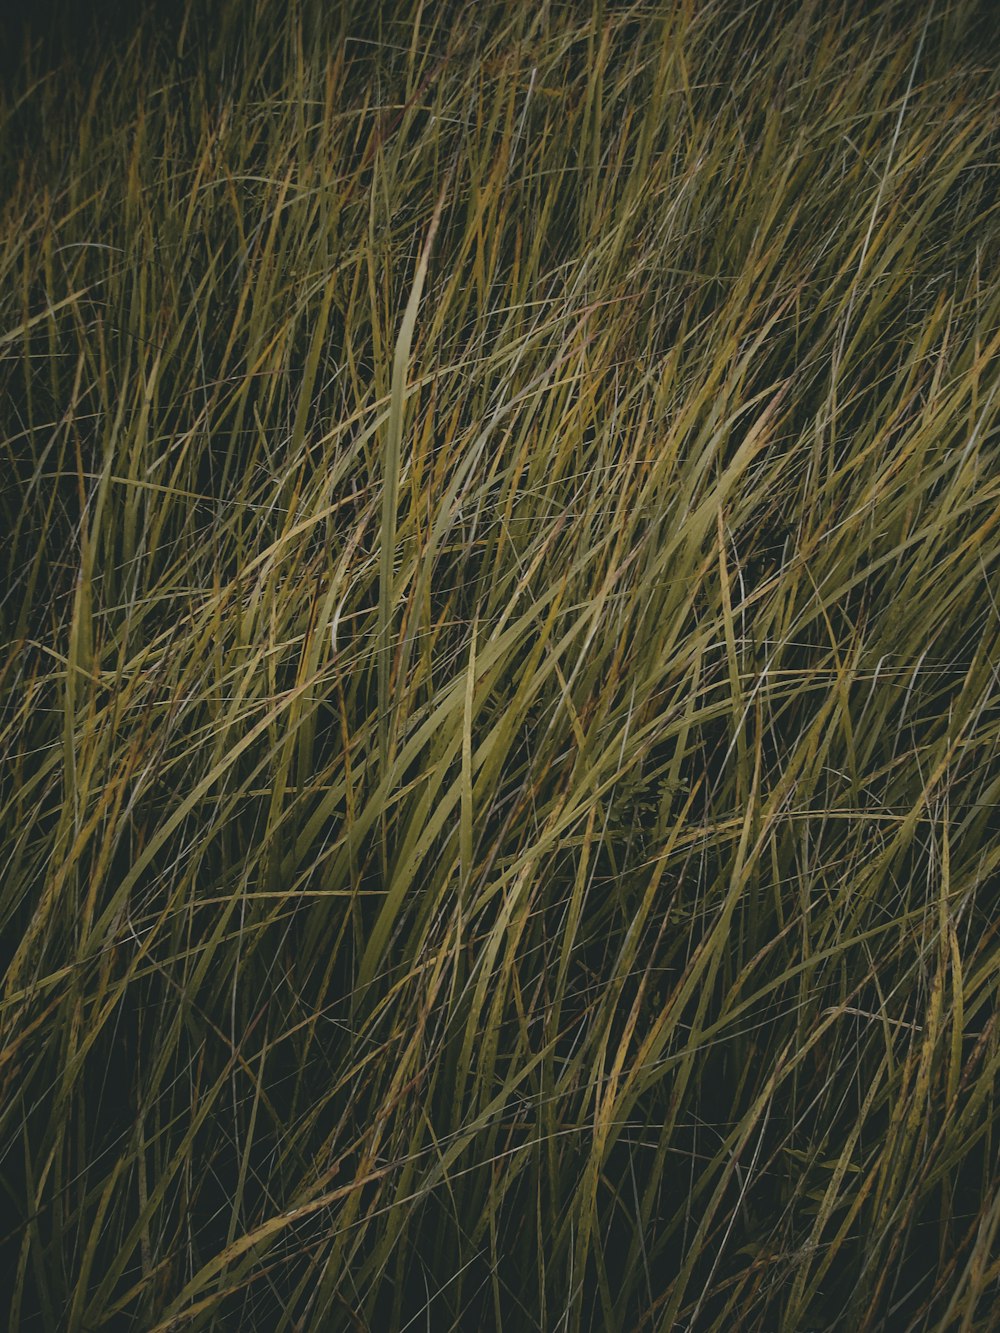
[2,1,1000,1328]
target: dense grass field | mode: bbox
[2,0,1000,1327]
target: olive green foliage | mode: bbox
[2,0,1000,1327]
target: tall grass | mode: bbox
[2,0,1000,1327]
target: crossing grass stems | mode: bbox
[1,0,1000,1328]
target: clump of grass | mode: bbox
[2,0,1000,1328]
